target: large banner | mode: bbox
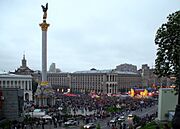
[40,81,48,86]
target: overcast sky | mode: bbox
[0,0,179,72]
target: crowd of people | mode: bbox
[55,93,157,116]
[54,93,158,128]
[3,93,158,129]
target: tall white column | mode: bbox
[20,81,23,89]
[40,21,49,82]
[42,31,47,82]
[27,81,28,90]
[24,81,25,90]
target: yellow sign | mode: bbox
[144,89,148,96]
[130,89,134,97]
[40,81,48,86]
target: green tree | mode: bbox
[96,123,101,129]
[155,10,180,77]
[154,10,180,129]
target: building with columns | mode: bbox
[0,72,33,101]
[32,68,141,94]
[70,68,141,94]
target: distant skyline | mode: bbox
[0,0,179,72]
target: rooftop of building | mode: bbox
[74,69,138,75]
[0,72,32,78]
[32,70,69,74]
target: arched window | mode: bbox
[25,93,29,101]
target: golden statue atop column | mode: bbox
[40,3,49,31]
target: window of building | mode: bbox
[7,81,9,85]
[3,81,5,86]
[14,81,17,84]
[11,81,13,86]
[25,81,28,90]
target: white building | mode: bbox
[158,88,178,121]
[0,72,33,101]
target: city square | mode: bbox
[0,0,180,129]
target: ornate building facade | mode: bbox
[0,72,33,101]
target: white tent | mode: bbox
[26,109,45,118]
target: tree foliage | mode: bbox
[154,10,180,77]
[96,123,101,129]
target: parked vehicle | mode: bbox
[84,123,96,129]
[110,116,119,123]
[64,120,78,126]
[118,115,125,122]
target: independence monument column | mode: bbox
[35,3,55,107]
[40,3,49,82]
